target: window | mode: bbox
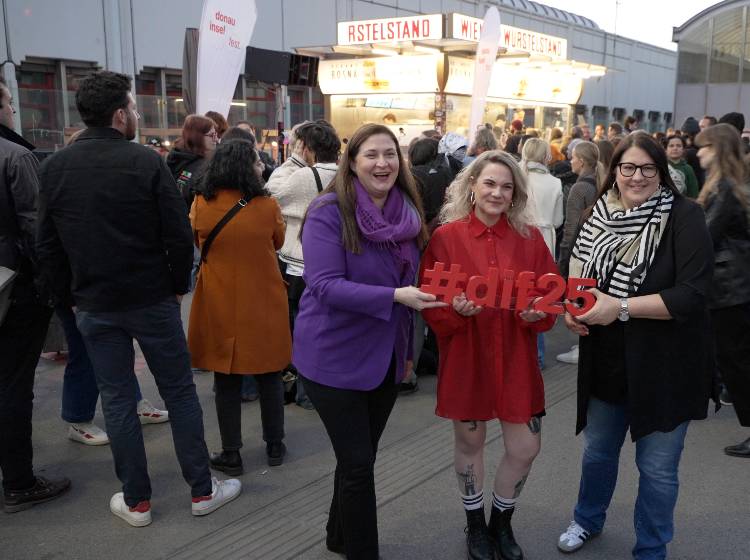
[136,68,164,129]
[16,60,63,149]
[245,80,276,134]
[709,7,743,83]
[592,105,608,129]
[164,72,186,129]
[678,19,709,83]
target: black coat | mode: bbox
[0,131,41,303]
[704,179,750,309]
[165,148,206,209]
[576,195,715,441]
[411,155,453,226]
[37,127,193,311]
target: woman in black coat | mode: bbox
[556,133,714,559]
[695,123,750,457]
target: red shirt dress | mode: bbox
[420,212,558,423]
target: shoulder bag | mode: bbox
[199,198,247,265]
[311,167,324,193]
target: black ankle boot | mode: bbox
[464,508,495,560]
[488,507,523,560]
[209,449,243,476]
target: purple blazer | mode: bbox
[293,194,418,390]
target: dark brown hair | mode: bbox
[582,132,679,221]
[301,124,428,253]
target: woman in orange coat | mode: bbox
[188,139,291,475]
[421,151,558,560]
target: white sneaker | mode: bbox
[556,345,579,365]
[110,492,152,527]
[191,477,242,516]
[68,422,110,446]
[558,520,592,553]
[137,399,169,424]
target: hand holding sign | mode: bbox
[420,262,596,316]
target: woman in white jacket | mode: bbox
[521,138,564,257]
[267,120,340,408]
[520,138,564,369]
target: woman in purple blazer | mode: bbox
[294,124,446,559]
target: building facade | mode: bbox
[0,0,677,148]
[672,0,750,128]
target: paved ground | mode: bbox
[1,299,748,560]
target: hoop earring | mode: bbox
[470,191,476,205]
[612,180,619,194]
[511,200,515,208]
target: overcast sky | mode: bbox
[537,0,721,50]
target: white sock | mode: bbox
[492,492,516,512]
[461,490,484,511]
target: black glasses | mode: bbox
[617,162,659,178]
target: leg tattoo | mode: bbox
[457,464,478,495]
[527,417,541,434]
[513,474,528,499]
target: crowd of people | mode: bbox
[1,69,749,560]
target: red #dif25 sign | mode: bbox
[420,262,597,316]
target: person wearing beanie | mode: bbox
[681,116,701,137]
[719,112,744,133]
[680,117,704,186]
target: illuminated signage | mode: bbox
[445,57,582,105]
[318,56,440,94]
[337,14,443,45]
[450,14,567,60]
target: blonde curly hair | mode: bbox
[438,150,536,237]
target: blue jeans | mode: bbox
[537,333,545,370]
[75,298,212,507]
[57,306,141,423]
[573,398,689,560]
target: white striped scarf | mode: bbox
[569,187,673,297]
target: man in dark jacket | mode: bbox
[0,77,71,513]
[36,71,240,526]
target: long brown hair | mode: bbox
[301,123,428,253]
[695,123,749,208]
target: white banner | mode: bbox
[468,7,501,137]
[196,0,257,116]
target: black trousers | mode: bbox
[712,303,750,427]
[0,301,52,492]
[301,357,398,560]
[214,372,285,450]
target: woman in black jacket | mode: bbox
[695,123,750,457]
[166,114,217,209]
[556,133,714,559]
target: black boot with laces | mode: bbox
[488,506,523,560]
[464,508,495,560]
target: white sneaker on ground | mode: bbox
[191,477,242,516]
[137,399,169,424]
[68,422,109,445]
[558,520,592,553]
[110,492,152,527]
[556,345,579,365]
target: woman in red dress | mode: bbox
[421,151,558,560]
